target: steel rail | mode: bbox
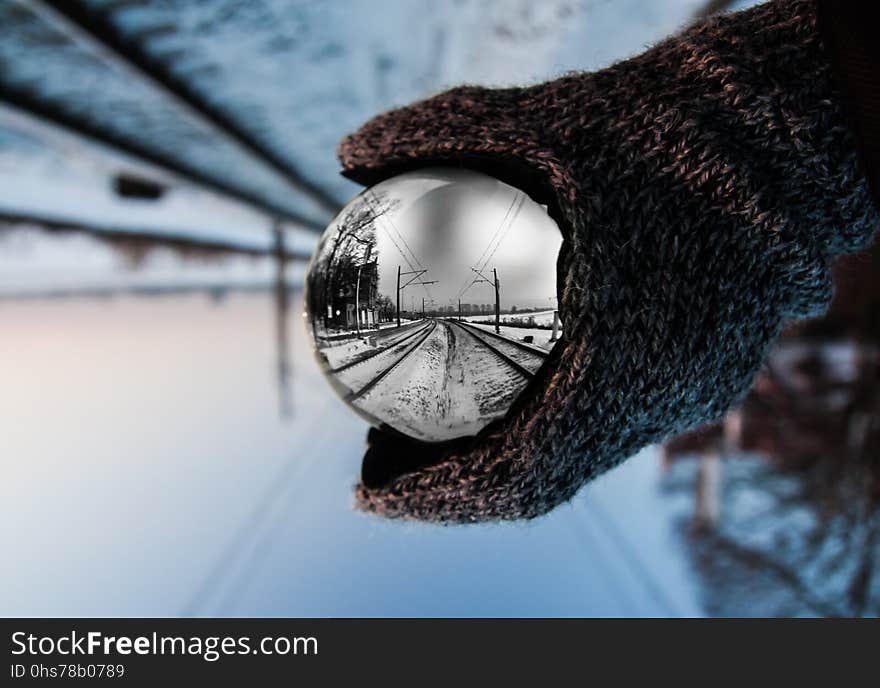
[0,87,325,232]
[345,321,438,401]
[328,320,434,374]
[38,0,344,216]
[0,282,290,300]
[448,320,540,379]
[0,208,312,260]
[453,318,549,357]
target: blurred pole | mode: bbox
[396,265,401,328]
[693,410,738,531]
[494,268,500,334]
[551,311,560,342]
[694,453,721,531]
[273,221,292,420]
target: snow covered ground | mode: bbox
[316,319,428,370]
[338,319,544,441]
[0,224,298,297]
[332,321,436,394]
[0,290,705,617]
[452,320,549,369]
[0,105,317,255]
[0,0,743,261]
[464,316,560,350]
[464,309,558,327]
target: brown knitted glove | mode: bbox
[337,0,878,523]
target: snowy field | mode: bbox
[463,309,558,327]
[0,290,705,616]
[0,0,742,261]
[462,314,561,350]
[0,225,298,297]
[0,105,317,256]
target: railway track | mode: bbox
[334,318,545,413]
[453,319,550,355]
[1,0,338,229]
[328,320,434,374]
[449,320,548,376]
[40,0,342,213]
[343,321,438,402]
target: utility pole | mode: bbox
[422,297,425,316]
[458,298,461,322]
[493,268,500,334]
[396,265,437,326]
[470,266,501,333]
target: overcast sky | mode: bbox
[367,168,561,312]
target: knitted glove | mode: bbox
[337,0,879,523]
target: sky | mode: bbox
[370,169,561,311]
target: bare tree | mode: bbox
[307,190,399,336]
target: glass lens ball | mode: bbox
[304,167,562,442]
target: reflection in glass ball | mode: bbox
[305,168,562,442]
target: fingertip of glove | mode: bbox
[361,428,445,489]
[360,427,479,489]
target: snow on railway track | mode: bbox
[332,321,437,399]
[316,319,428,370]
[334,319,545,442]
[449,320,547,375]
[324,320,433,373]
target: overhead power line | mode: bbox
[366,192,434,300]
[455,193,518,300]
[473,193,517,271]
[479,193,524,274]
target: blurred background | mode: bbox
[2,0,877,617]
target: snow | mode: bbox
[0,104,318,254]
[349,320,533,441]
[318,319,427,369]
[0,225,299,297]
[464,318,560,351]
[319,318,552,441]
[662,455,874,617]
[330,321,434,393]
[462,310,561,349]
[0,1,330,226]
[76,0,715,206]
[0,291,703,615]
[463,309,558,327]
[0,0,724,252]
[453,320,548,369]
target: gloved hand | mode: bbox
[338,0,878,523]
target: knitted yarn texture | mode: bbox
[337,0,879,523]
